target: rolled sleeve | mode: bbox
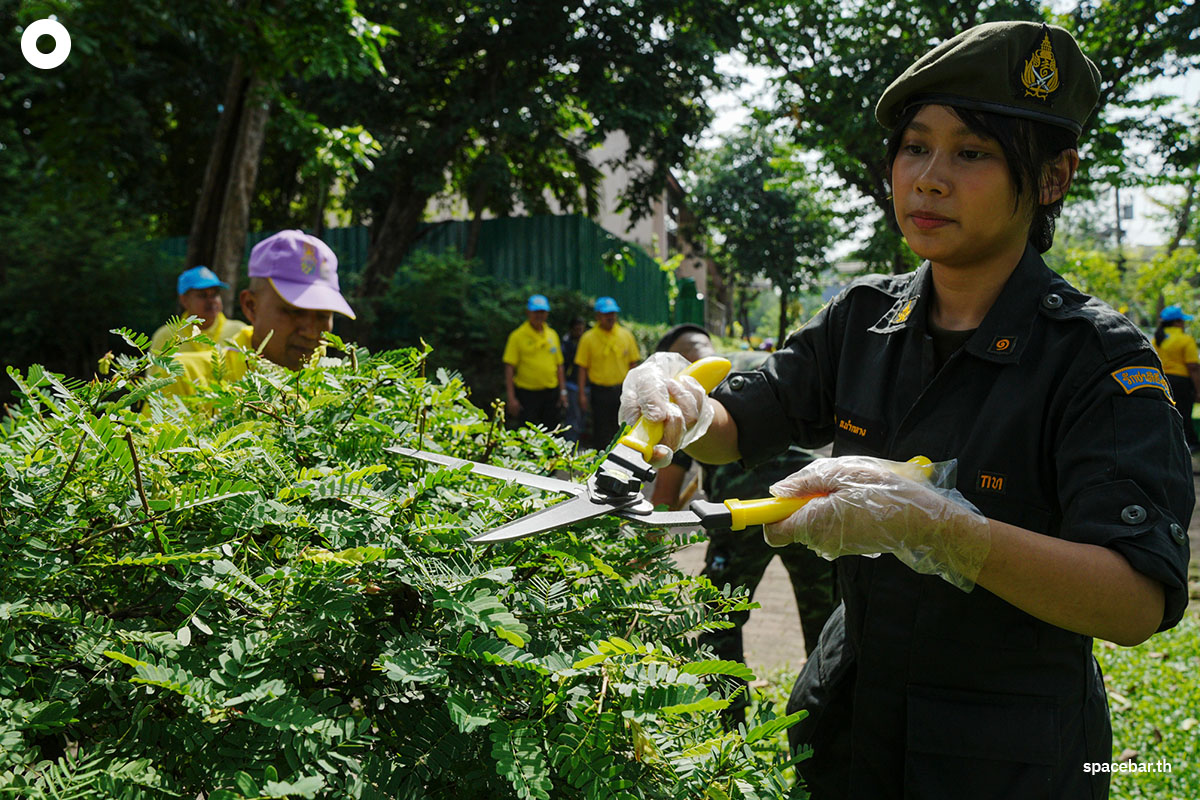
[710,305,840,469]
[1056,354,1194,630]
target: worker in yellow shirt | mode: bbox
[502,294,566,430]
[162,230,356,397]
[150,266,248,353]
[574,296,640,448]
[1153,304,1200,461]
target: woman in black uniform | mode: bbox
[619,21,1192,799]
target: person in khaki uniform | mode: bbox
[503,294,566,430]
[150,266,247,353]
[574,296,640,448]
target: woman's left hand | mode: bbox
[764,456,992,591]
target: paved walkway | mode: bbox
[672,471,1200,680]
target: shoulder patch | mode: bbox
[1111,366,1173,401]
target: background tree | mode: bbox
[688,125,837,344]
[748,0,1200,273]
[341,0,761,333]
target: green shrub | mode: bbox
[0,332,805,799]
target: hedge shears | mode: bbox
[389,357,932,544]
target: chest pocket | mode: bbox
[832,405,888,455]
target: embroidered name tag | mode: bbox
[833,407,887,453]
[1111,367,1172,399]
[976,471,1007,495]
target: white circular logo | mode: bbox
[21,19,72,70]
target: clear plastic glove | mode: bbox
[618,352,715,467]
[764,456,991,592]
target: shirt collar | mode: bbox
[869,244,1054,365]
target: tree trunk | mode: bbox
[186,60,272,309]
[777,285,789,348]
[1167,177,1196,255]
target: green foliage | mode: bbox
[348,249,594,406]
[688,125,837,341]
[750,0,1200,272]
[1095,612,1200,799]
[0,336,804,797]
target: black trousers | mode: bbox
[589,384,622,449]
[1166,374,1199,450]
[512,387,561,431]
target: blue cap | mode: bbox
[1161,305,1194,322]
[595,296,620,313]
[527,294,550,312]
[177,266,228,295]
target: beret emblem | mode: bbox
[1021,28,1060,103]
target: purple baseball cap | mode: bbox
[248,230,356,319]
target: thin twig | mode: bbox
[244,401,295,427]
[126,433,151,517]
[40,435,85,519]
[66,512,169,551]
[125,432,166,555]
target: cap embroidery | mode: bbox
[300,244,319,275]
[1021,29,1060,103]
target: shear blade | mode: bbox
[469,493,638,543]
[387,446,585,496]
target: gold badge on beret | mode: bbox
[1021,27,1060,103]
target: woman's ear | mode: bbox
[1040,149,1080,205]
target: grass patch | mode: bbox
[1097,608,1200,799]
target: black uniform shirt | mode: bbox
[711,245,1193,798]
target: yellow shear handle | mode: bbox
[619,356,733,462]
[723,455,935,531]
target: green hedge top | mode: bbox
[0,329,804,800]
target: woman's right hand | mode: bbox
[617,352,714,467]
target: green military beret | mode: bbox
[875,21,1101,135]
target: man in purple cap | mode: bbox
[240,229,356,371]
[150,266,247,354]
[160,231,355,396]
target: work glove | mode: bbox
[764,456,991,592]
[618,352,715,467]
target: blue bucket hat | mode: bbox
[1161,305,1194,322]
[595,296,620,313]
[177,266,228,295]
[527,294,550,312]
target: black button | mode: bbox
[1170,523,1187,544]
[729,375,746,390]
[1042,293,1063,310]
[1120,504,1147,525]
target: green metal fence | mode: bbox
[159,214,702,325]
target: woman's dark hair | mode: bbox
[884,104,1079,253]
[655,323,709,353]
[1154,319,1183,346]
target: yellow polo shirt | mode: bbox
[150,313,248,354]
[1155,328,1200,377]
[503,321,563,390]
[160,326,255,397]
[574,324,640,386]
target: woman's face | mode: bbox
[891,104,1033,271]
